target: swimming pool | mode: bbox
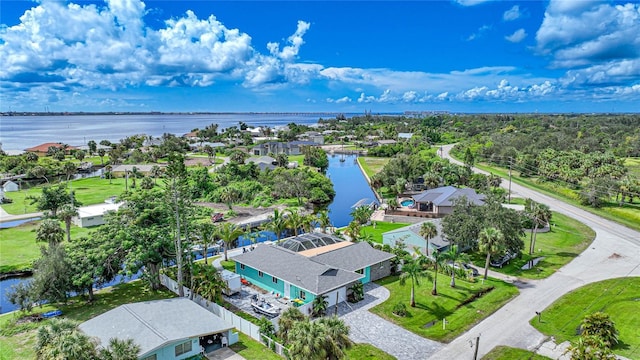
[400,199,415,207]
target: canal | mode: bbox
[0,153,377,314]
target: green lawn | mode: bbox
[220,260,236,272]
[229,333,282,360]
[472,161,640,232]
[360,221,409,244]
[0,280,176,360]
[1,176,130,215]
[482,346,551,360]
[531,278,640,360]
[346,343,396,360]
[469,212,595,280]
[0,220,93,273]
[370,274,519,342]
[358,157,390,179]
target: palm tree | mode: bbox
[36,218,64,246]
[37,318,97,360]
[267,209,287,240]
[349,281,364,302]
[99,338,140,360]
[580,312,619,348]
[278,307,306,344]
[440,244,470,288]
[350,205,373,225]
[63,161,77,183]
[478,227,505,280]
[220,186,239,210]
[57,204,78,243]
[288,319,328,360]
[216,222,244,261]
[419,221,437,256]
[192,262,226,304]
[130,166,140,188]
[399,257,432,307]
[345,220,361,241]
[196,222,215,264]
[104,165,113,184]
[150,165,163,185]
[312,295,329,317]
[317,316,352,360]
[97,148,106,165]
[301,213,316,234]
[285,208,304,236]
[425,250,444,296]
[316,210,332,234]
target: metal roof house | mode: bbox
[411,186,485,215]
[73,202,122,227]
[382,219,450,255]
[79,298,237,360]
[233,234,394,308]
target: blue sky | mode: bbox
[1,0,638,113]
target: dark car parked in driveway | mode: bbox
[490,252,518,268]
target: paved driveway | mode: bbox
[333,283,444,360]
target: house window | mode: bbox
[299,291,306,300]
[259,271,263,277]
[240,264,245,270]
[141,355,157,360]
[175,340,192,356]
[272,276,278,284]
[356,269,364,274]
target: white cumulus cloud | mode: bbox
[505,29,527,43]
[503,5,522,21]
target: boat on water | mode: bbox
[250,295,280,317]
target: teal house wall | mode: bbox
[140,338,199,360]
[359,267,371,284]
[289,284,316,304]
[236,263,285,295]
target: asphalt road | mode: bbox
[428,144,640,360]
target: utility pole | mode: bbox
[508,157,512,204]
[473,335,480,360]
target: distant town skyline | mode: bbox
[1,0,638,113]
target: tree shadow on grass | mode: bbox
[556,252,578,258]
[413,301,452,319]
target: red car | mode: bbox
[211,213,224,223]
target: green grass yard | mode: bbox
[470,212,594,280]
[370,274,519,342]
[360,221,409,244]
[1,176,131,215]
[482,346,551,360]
[0,220,93,273]
[358,157,390,179]
[532,278,640,359]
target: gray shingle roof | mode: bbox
[79,298,232,357]
[310,242,395,272]
[233,244,362,295]
[412,186,485,206]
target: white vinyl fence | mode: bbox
[160,274,288,356]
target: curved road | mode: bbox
[429,144,640,359]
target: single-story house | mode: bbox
[411,186,485,215]
[376,139,397,146]
[245,155,277,171]
[234,234,394,307]
[2,180,19,192]
[24,142,77,155]
[76,144,112,153]
[73,202,122,227]
[250,141,317,156]
[297,131,325,145]
[398,132,414,140]
[189,141,225,152]
[382,219,450,254]
[79,297,237,360]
